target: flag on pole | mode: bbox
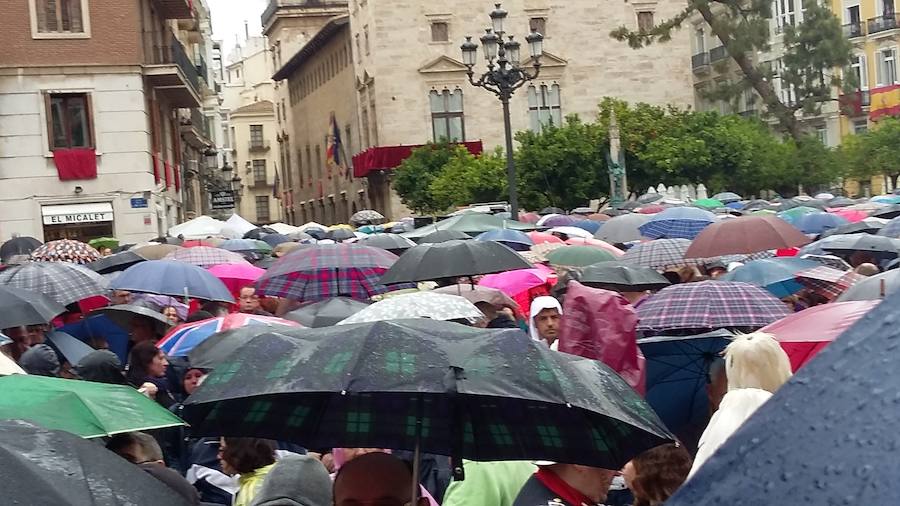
[325,112,342,180]
[272,163,281,198]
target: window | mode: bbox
[361,106,370,148]
[637,11,654,32]
[430,89,465,142]
[297,148,304,186]
[774,0,797,31]
[529,17,547,36]
[255,196,271,222]
[305,146,312,183]
[46,93,93,149]
[250,125,264,147]
[252,160,267,184]
[846,5,861,25]
[315,145,322,178]
[355,34,361,62]
[851,54,868,89]
[32,0,88,36]
[816,127,828,145]
[527,84,562,133]
[876,47,898,86]
[694,27,706,54]
[431,22,449,42]
[853,119,868,134]
[364,25,370,55]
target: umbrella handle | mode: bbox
[411,424,421,505]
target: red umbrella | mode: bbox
[829,209,868,223]
[685,215,810,258]
[638,205,665,214]
[761,300,878,371]
[527,232,565,245]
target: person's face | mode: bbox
[100,247,113,256]
[238,288,260,312]
[218,438,236,475]
[183,368,205,395]
[148,350,168,377]
[6,325,46,350]
[162,307,180,326]
[709,268,726,279]
[111,290,132,305]
[130,318,156,343]
[534,308,561,343]
[333,459,424,506]
[114,442,149,465]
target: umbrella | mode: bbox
[182,320,673,470]
[685,215,810,258]
[403,214,534,240]
[539,206,565,215]
[475,229,534,252]
[220,238,273,254]
[595,213,652,243]
[820,234,900,258]
[326,228,356,242]
[527,231,565,245]
[0,419,193,506]
[283,297,371,328]
[547,226,594,240]
[636,280,791,333]
[45,330,94,366]
[665,288,900,506]
[88,237,119,251]
[587,213,612,222]
[350,209,385,224]
[637,193,664,204]
[569,207,593,215]
[0,351,25,375]
[575,262,671,291]
[872,194,900,204]
[0,236,41,263]
[480,268,555,297]
[827,196,856,207]
[543,245,617,268]
[721,257,820,298]
[638,205,666,215]
[338,291,484,325]
[794,265,864,300]
[273,242,306,258]
[712,192,742,203]
[836,269,900,301]
[571,220,602,234]
[872,204,900,220]
[0,374,185,438]
[693,198,724,209]
[111,260,234,302]
[419,230,472,243]
[793,212,849,234]
[878,215,900,238]
[358,233,417,253]
[519,212,540,224]
[380,240,531,284]
[821,218,887,237]
[621,238,699,271]
[742,200,774,211]
[158,313,302,357]
[86,250,146,274]
[637,330,733,445]
[244,226,278,239]
[30,239,101,264]
[0,262,109,306]
[432,284,520,312]
[132,243,181,260]
[639,207,716,240]
[207,262,266,293]
[776,206,822,224]
[830,208,869,222]
[539,215,579,228]
[563,238,624,257]
[356,225,383,234]
[761,301,878,371]
[257,244,402,302]
[0,285,66,329]
[165,246,247,268]
[186,326,299,370]
[91,303,172,337]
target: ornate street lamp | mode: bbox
[461,3,543,220]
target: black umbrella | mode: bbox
[0,236,41,263]
[637,193,663,204]
[46,330,94,366]
[183,321,673,471]
[617,201,641,210]
[820,219,885,238]
[0,419,193,506]
[379,240,532,284]
[244,227,278,240]
[187,326,300,370]
[91,303,172,336]
[575,262,671,291]
[260,233,292,247]
[539,207,565,215]
[0,285,66,329]
[872,204,900,219]
[418,230,471,244]
[358,233,417,254]
[283,297,370,328]
[151,236,183,245]
[253,256,277,269]
[326,228,357,242]
[86,250,147,274]
[821,234,900,258]
[741,199,775,211]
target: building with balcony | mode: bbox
[0,0,218,243]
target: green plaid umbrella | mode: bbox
[183,320,672,470]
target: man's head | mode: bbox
[333,451,428,506]
[238,286,261,312]
[129,316,158,344]
[545,463,618,504]
[110,290,133,305]
[529,296,563,346]
[107,431,164,465]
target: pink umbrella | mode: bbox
[829,208,868,223]
[207,263,266,293]
[761,300,878,371]
[527,232,565,245]
[479,268,557,318]
[519,212,540,224]
[638,205,666,214]
[564,237,625,257]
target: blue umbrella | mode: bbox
[111,260,234,303]
[878,216,900,238]
[721,257,820,298]
[637,330,733,450]
[260,233,292,247]
[667,287,900,505]
[572,219,601,234]
[712,192,742,203]
[57,315,130,363]
[638,207,716,240]
[794,212,849,235]
[725,201,745,210]
[474,229,534,252]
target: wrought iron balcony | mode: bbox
[868,14,899,34]
[692,52,710,72]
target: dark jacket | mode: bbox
[140,462,201,505]
[487,314,520,329]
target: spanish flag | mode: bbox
[325,113,342,180]
[870,84,900,120]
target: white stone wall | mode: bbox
[231,112,281,224]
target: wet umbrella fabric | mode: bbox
[621,239,699,271]
[351,209,385,224]
[0,262,109,306]
[836,269,900,301]
[820,234,900,258]
[594,214,652,244]
[244,227,278,240]
[379,240,532,284]
[576,262,671,291]
[87,250,146,274]
[475,229,534,251]
[91,304,172,337]
[638,207,716,240]
[0,285,66,329]
[0,419,193,506]
[325,229,356,242]
[0,236,41,263]
[111,260,235,302]
[872,204,900,220]
[338,292,484,325]
[821,218,887,237]
[666,288,900,506]
[45,330,95,366]
[545,245,617,268]
[185,326,292,370]
[30,239,101,264]
[712,192,742,203]
[207,262,266,293]
[132,243,181,260]
[158,313,302,356]
[183,320,674,470]
[403,214,534,240]
[685,215,811,258]
[433,284,520,312]
[540,207,565,215]
[283,297,371,328]
[419,230,472,244]
[794,212,849,234]
[358,233,417,252]
[165,246,247,268]
[721,257,820,298]
[220,238,273,254]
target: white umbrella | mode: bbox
[338,292,484,325]
[547,226,593,239]
[168,216,228,239]
[268,222,302,235]
[0,352,25,376]
[225,214,257,237]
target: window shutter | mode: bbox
[860,54,868,89]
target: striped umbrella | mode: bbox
[0,262,109,306]
[158,313,302,356]
[621,239,699,270]
[165,246,247,268]
[30,239,101,264]
[638,208,716,240]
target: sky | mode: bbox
[207,0,268,55]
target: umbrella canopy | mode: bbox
[91,304,172,337]
[186,326,296,369]
[257,244,402,302]
[539,215,579,228]
[0,262,108,306]
[587,213,612,222]
[539,206,565,215]
[693,198,724,209]
[338,291,484,324]
[570,206,594,215]
[220,238,273,254]
[794,212,849,234]
[742,199,775,211]
[132,243,181,260]
[88,237,119,251]
[872,204,900,220]
[830,208,869,222]
[479,268,555,297]
[0,236,41,263]
[761,300,878,371]
[165,246,247,268]
[595,213,652,243]
[380,240,531,284]
[872,194,900,204]
[878,215,900,238]
[820,233,900,258]
[86,250,146,274]
[169,215,228,239]
[0,374,185,438]
[636,280,791,333]
[418,230,472,243]
[572,219,602,234]
[475,229,534,252]
[30,239,100,264]
[776,206,822,224]
[158,313,302,356]
[544,245,617,268]
[350,209,385,224]
[0,419,193,506]
[547,226,594,239]
[45,330,94,366]
[721,257,821,298]
[563,238,625,257]
[326,228,356,242]
[637,330,733,445]
[685,215,810,258]
[821,218,887,237]
[404,214,535,240]
[621,238,699,271]
[283,297,371,328]
[576,262,671,291]
[827,196,857,207]
[836,269,900,301]
[244,226,279,240]
[207,262,266,293]
[111,260,234,302]
[519,212,540,223]
[527,231,565,245]
[183,320,673,470]
[0,285,66,329]
[358,233,417,253]
[712,192,742,203]
[794,265,863,300]
[432,284,520,312]
[181,238,224,248]
[666,289,900,506]
[638,207,716,240]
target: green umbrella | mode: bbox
[88,237,119,250]
[545,245,617,267]
[0,375,186,438]
[777,206,821,222]
[693,198,724,209]
[403,214,535,240]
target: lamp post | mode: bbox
[461,3,543,220]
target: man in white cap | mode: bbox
[529,296,562,350]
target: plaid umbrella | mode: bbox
[636,280,791,333]
[0,262,109,306]
[182,320,673,471]
[621,239,700,270]
[256,244,402,302]
[638,208,716,240]
[30,239,101,264]
[338,292,484,325]
[795,266,864,300]
[164,246,247,268]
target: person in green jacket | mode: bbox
[219,437,277,506]
[442,460,537,506]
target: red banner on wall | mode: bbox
[52,148,98,181]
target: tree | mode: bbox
[610,0,853,143]
[392,143,460,214]
[841,117,900,190]
[429,147,507,207]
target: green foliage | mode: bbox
[430,147,507,206]
[841,117,900,187]
[392,143,460,214]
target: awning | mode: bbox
[42,202,114,225]
[352,141,484,178]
